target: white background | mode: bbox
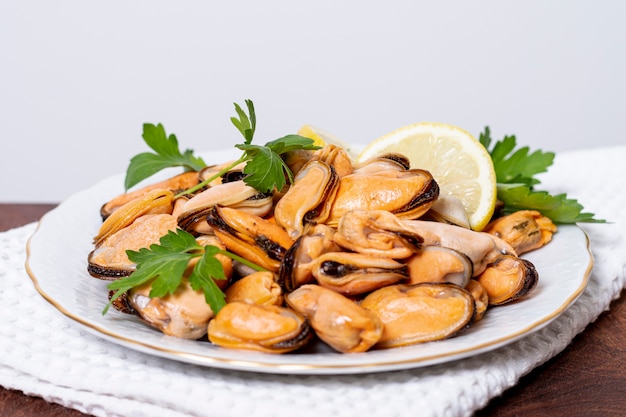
[2,1,625,203]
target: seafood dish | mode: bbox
[87,144,556,354]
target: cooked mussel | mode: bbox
[333,209,423,259]
[311,252,409,295]
[405,246,473,288]
[278,224,341,292]
[206,205,294,272]
[312,144,354,178]
[93,189,175,247]
[286,284,383,353]
[401,219,517,276]
[88,214,178,279]
[476,255,539,305]
[207,301,312,353]
[353,153,411,174]
[326,168,439,226]
[177,180,273,233]
[483,210,557,255]
[273,159,340,239]
[100,171,199,220]
[225,271,283,306]
[361,283,475,348]
[466,279,489,322]
[128,279,214,340]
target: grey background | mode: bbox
[2,1,625,202]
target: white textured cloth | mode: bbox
[1,146,625,417]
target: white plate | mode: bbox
[25,149,593,375]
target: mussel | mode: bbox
[361,283,475,348]
[128,279,215,340]
[311,252,409,295]
[177,180,273,233]
[207,302,312,353]
[206,205,294,272]
[476,255,539,305]
[401,219,517,276]
[286,284,383,353]
[483,210,557,255]
[278,224,341,292]
[88,214,178,279]
[93,189,175,247]
[466,279,489,322]
[273,159,340,239]
[332,209,423,259]
[225,271,283,306]
[99,171,199,221]
[405,246,473,288]
[326,168,439,226]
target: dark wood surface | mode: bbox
[1,203,624,417]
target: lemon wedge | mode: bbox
[297,124,356,158]
[355,122,497,231]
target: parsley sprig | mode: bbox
[124,99,320,196]
[105,100,320,315]
[179,100,320,196]
[479,127,605,223]
[125,124,206,191]
[103,229,266,315]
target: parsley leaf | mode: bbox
[125,123,206,191]
[103,229,226,315]
[179,101,321,196]
[237,134,319,192]
[230,100,256,143]
[480,126,605,224]
[497,184,604,223]
[188,245,229,309]
[102,228,271,315]
[485,132,555,186]
[124,100,320,198]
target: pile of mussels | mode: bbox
[87,144,556,353]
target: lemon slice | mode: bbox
[297,124,356,158]
[355,122,497,231]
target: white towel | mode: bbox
[1,146,624,417]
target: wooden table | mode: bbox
[1,203,624,417]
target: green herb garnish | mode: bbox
[106,100,321,315]
[125,124,206,191]
[479,126,604,223]
[103,229,266,315]
[179,100,320,196]
[124,99,320,195]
